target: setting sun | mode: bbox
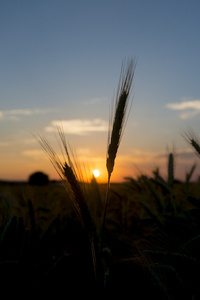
[93,169,100,178]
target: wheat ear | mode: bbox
[184,129,200,157]
[35,128,98,279]
[106,58,136,178]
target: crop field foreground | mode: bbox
[1,178,200,298]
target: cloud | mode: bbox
[167,100,200,110]
[45,119,108,135]
[22,149,44,158]
[0,108,56,121]
[76,147,91,156]
[22,138,38,145]
[166,99,200,119]
[84,97,101,105]
[84,97,108,105]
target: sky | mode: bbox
[1,0,200,183]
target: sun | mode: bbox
[93,169,100,178]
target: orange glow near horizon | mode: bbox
[0,152,157,183]
[1,149,198,183]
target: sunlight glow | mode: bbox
[93,169,100,178]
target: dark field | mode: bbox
[1,177,200,299]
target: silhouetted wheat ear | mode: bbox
[106,58,136,178]
[63,162,95,234]
[36,129,98,280]
[190,139,200,156]
[36,131,95,235]
[184,129,200,157]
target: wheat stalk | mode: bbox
[167,151,176,216]
[102,58,136,247]
[168,152,174,190]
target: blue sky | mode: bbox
[1,0,200,182]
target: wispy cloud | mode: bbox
[22,149,44,158]
[76,147,91,156]
[166,99,200,119]
[45,119,108,135]
[84,97,107,106]
[0,108,56,121]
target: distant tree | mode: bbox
[28,171,49,186]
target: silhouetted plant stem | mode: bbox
[101,174,111,250]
